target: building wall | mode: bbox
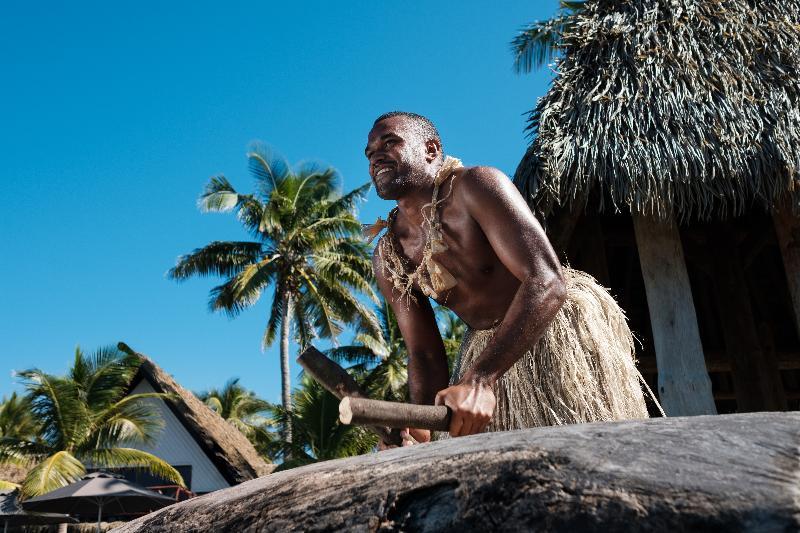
[129,380,230,493]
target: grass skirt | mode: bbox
[451,268,652,432]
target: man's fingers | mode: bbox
[462,417,479,437]
[434,391,445,406]
[448,409,464,437]
[409,428,431,443]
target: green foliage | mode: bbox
[269,375,378,471]
[328,297,408,403]
[0,345,184,498]
[196,378,278,461]
[0,392,39,440]
[511,1,586,73]
[168,144,380,442]
[435,306,466,374]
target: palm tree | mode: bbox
[511,1,587,74]
[327,297,408,403]
[0,392,38,441]
[0,345,183,498]
[196,378,277,461]
[270,375,377,470]
[168,144,379,443]
[434,306,466,374]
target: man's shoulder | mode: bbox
[455,165,513,203]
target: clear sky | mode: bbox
[0,1,559,403]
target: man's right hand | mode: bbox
[378,428,431,450]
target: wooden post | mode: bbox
[633,216,717,416]
[773,198,800,339]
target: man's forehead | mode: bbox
[369,116,411,138]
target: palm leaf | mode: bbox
[86,393,168,449]
[82,346,142,410]
[85,448,185,487]
[511,1,586,74]
[208,255,278,316]
[168,241,264,281]
[203,396,223,414]
[17,370,86,450]
[247,143,290,201]
[324,346,380,366]
[0,437,52,466]
[21,450,85,498]
[0,480,18,490]
[199,175,240,213]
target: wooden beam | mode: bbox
[633,216,717,416]
[773,197,800,339]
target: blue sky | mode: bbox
[0,1,559,403]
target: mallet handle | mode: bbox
[339,397,451,432]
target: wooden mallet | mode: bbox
[296,346,404,446]
[339,397,451,433]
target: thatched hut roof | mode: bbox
[121,344,274,485]
[514,0,800,221]
[0,464,27,485]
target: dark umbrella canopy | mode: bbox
[0,489,76,528]
[22,471,174,517]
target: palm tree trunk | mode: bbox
[280,290,293,445]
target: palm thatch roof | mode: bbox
[120,344,274,485]
[514,0,800,221]
[0,464,27,485]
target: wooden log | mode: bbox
[773,197,800,340]
[632,216,717,416]
[296,346,402,446]
[112,412,800,533]
[339,397,451,432]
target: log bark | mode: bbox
[632,216,717,416]
[112,412,800,533]
[339,397,451,432]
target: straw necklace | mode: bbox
[363,156,463,305]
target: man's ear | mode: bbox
[424,139,442,163]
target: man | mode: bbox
[364,111,649,445]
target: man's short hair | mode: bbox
[374,111,442,150]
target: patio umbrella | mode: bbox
[22,472,175,532]
[0,489,77,533]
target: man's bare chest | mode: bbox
[393,210,518,317]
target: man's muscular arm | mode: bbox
[372,242,449,443]
[435,166,566,437]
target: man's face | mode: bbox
[365,117,428,200]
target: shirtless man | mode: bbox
[365,111,568,443]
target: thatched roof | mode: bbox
[514,0,800,221]
[0,464,27,485]
[122,344,275,485]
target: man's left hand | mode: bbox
[434,381,496,437]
